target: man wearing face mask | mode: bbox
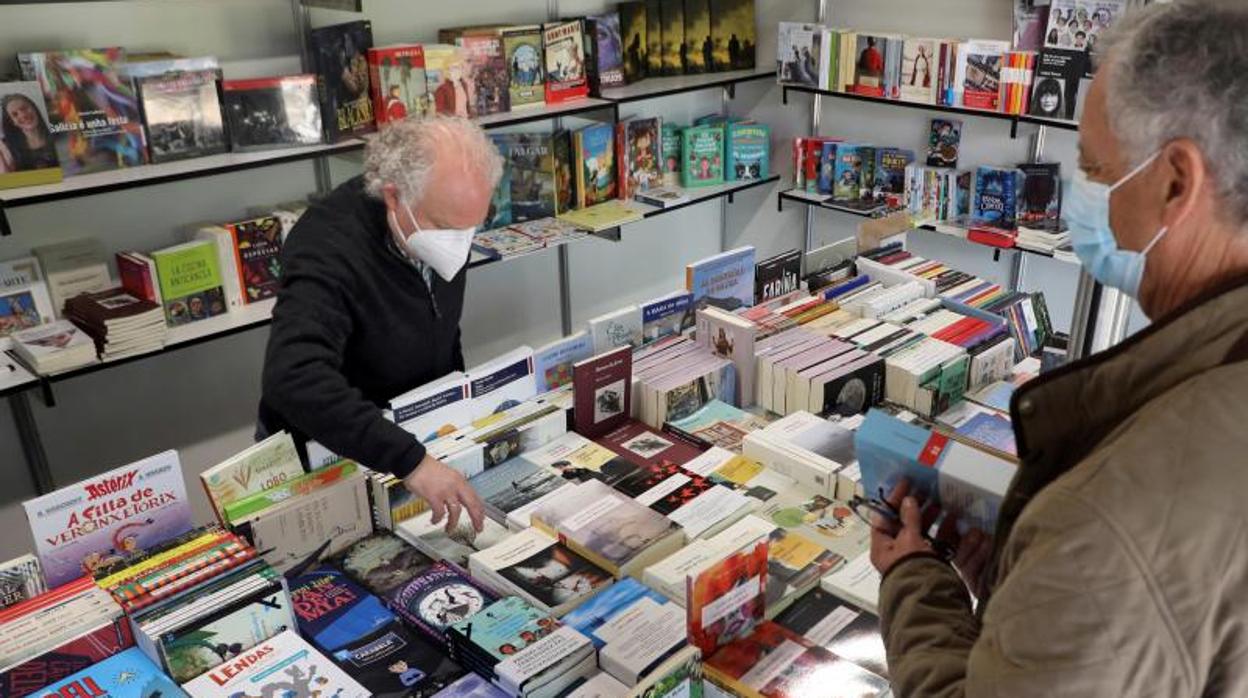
[258,116,502,533]
[869,3,1248,696]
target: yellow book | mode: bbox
[557,200,646,232]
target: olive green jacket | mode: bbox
[879,277,1248,697]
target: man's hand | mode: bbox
[869,479,935,576]
[937,513,994,599]
[403,454,486,533]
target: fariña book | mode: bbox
[23,450,194,588]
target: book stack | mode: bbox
[184,630,370,698]
[1016,224,1071,255]
[900,301,1016,392]
[11,319,98,373]
[446,596,598,697]
[743,411,859,500]
[0,576,134,695]
[63,288,167,361]
[0,555,44,611]
[468,527,613,616]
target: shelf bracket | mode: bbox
[782,87,789,106]
[728,192,735,205]
[777,193,785,213]
[37,377,56,408]
[1010,119,1020,140]
[0,199,10,237]
[993,249,1001,263]
[726,83,736,101]
[9,391,54,495]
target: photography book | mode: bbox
[222,75,323,151]
[310,20,376,142]
[329,532,435,598]
[135,69,226,163]
[572,346,632,439]
[0,81,62,189]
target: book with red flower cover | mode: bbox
[572,346,632,439]
[686,539,768,657]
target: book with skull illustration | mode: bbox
[386,561,499,645]
[572,346,632,439]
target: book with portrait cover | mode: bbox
[684,0,712,74]
[0,81,62,190]
[20,48,147,176]
[619,2,649,84]
[221,75,322,151]
[687,539,767,656]
[135,69,226,164]
[460,33,509,117]
[621,117,663,198]
[184,630,369,698]
[660,0,686,75]
[503,26,546,109]
[367,44,430,125]
[591,12,627,89]
[681,124,724,188]
[543,20,590,104]
[424,44,472,118]
[574,123,617,207]
[39,648,185,698]
[310,20,376,142]
[900,38,938,104]
[23,450,193,588]
[1029,48,1086,120]
[468,528,612,617]
[710,0,756,70]
[572,346,632,439]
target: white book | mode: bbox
[12,319,97,373]
[468,527,612,616]
[192,226,244,310]
[0,554,45,610]
[31,238,112,318]
[643,514,776,604]
[388,371,473,442]
[248,471,372,574]
[396,507,510,567]
[466,346,537,421]
[199,431,304,522]
[184,630,368,698]
[587,304,643,354]
[821,551,881,615]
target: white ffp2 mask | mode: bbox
[388,204,475,281]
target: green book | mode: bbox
[661,123,683,187]
[725,122,770,181]
[224,460,358,526]
[151,240,227,326]
[502,25,546,109]
[681,124,724,188]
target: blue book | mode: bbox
[486,135,514,230]
[816,141,838,194]
[560,578,687,684]
[972,166,1022,228]
[532,331,593,393]
[289,567,397,653]
[821,274,871,301]
[640,291,694,345]
[41,648,186,698]
[833,144,864,201]
[685,246,756,312]
[725,122,771,182]
[956,411,1016,455]
[562,578,670,649]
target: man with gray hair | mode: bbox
[259,116,503,533]
[869,2,1248,695]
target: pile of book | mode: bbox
[10,319,98,373]
[63,287,167,361]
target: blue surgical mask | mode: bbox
[1066,152,1169,298]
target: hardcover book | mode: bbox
[221,75,323,150]
[23,450,193,588]
[710,0,756,70]
[223,215,285,304]
[973,166,1023,229]
[310,20,376,141]
[424,44,472,118]
[873,147,913,198]
[22,48,146,176]
[496,132,557,222]
[660,0,686,75]
[0,81,62,190]
[199,431,303,523]
[151,240,227,326]
[619,2,649,84]
[460,33,509,117]
[681,124,724,188]
[575,123,617,207]
[622,117,663,197]
[544,20,590,104]
[591,12,627,88]
[686,246,756,312]
[468,527,612,616]
[686,540,768,656]
[572,346,632,439]
[387,561,498,643]
[367,44,430,125]
[925,117,962,168]
[684,0,712,74]
[503,26,546,109]
[726,122,769,182]
[135,69,227,163]
[39,648,185,698]
[776,22,821,87]
[183,630,368,698]
[832,144,863,201]
[561,578,690,686]
[646,0,664,76]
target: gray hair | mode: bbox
[1099,0,1248,221]
[362,115,504,202]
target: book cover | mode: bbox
[183,630,369,698]
[776,22,821,86]
[135,69,227,163]
[704,621,888,697]
[223,460,357,526]
[832,145,863,201]
[23,450,193,588]
[160,579,295,684]
[224,215,284,304]
[681,124,724,188]
[850,35,888,97]
[552,129,578,215]
[619,2,649,84]
[600,421,704,470]
[753,250,800,306]
[468,456,567,524]
[460,33,509,117]
[573,346,632,438]
[562,578,689,686]
[498,132,557,222]
[575,123,617,207]
[152,240,227,326]
[773,587,887,679]
[469,528,612,614]
[520,432,644,488]
[433,673,509,697]
[1030,48,1085,119]
[23,48,146,176]
[684,0,712,74]
[544,20,590,104]
[900,38,937,104]
[973,166,1022,229]
[199,431,303,523]
[247,472,373,574]
[725,122,769,182]
[1018,162,1062,229]
[424,44,472,118]
[332,622,464,697]
[592,12,627,88]
[587,305,643,353]
[367,44,429,125]
[641,291,695,345]
[660,0,686,75]
[0,81,62,190]
[661,122,682,187]
[645,0,665,76]
[1045,0,1126,73]
[502,26,546,110]
[290,567,395,652]
[39,648,185,698]
[873,147,913,198]
[221,75,323,150]
[531,479,680,574]
[710,0,755,70]
[2,619,137,697]
[685,246,756,312]
[0,281,52,340]
[330,532,434,598]
[532,331,593,393]
[0,555,44,610]
[687,540,767,656]
[624,117,663,196]
[925,117,962,168]
[466,348,537,421]
[397,509,511,568]
[387,561,497,643]
[310,20,376,142]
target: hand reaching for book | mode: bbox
[404,454,486,534]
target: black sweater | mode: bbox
[258,176,466,478]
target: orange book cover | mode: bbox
[686,539,768,657]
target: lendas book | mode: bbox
[23,450,194,588]
[183,630,368,698]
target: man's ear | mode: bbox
[381,182,401,214]
[1161,138,1206,231]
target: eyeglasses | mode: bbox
[849,494,955,561]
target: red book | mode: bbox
[0,620,133,698]
[367,44,427,126]
[599,419,704,469]
[543,20,590,104]
[115,252,160,304]
[968,225,1018,248]
[687,540,768,657]
[572,346,632,439]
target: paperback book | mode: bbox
[425,44,472,118]
[591,12,627,88]
[310,20,377,141]
[0,81,62,190]
[710,0,756,70]
[460,33,509,117]
[621,117,663,198]
[641,291,695,345]
[39,648,185,698]
[152,240,228,326]
[587,305,643,353]
[660,0,686,75]
[468,527,613,616]
[682,124,724,188]
[561,578,692,687]
[387,561,498,643]
[703,621,889,697]
[503,26,547,109]
[925,118,962,168]
[198,430,303,523]
[619,2,649,84]
[686,246,756,312]
[544,20,590,103]
[773,587,888,679]
[222,215,285,304]
[686,539,768,656]
[726,122,769,182]
[532,331,594,393]
[183,630,369,698]
[397,508,510,568]
[684,0,713,74]
[575,123,618,207]
[330,532,435,598]
[135,69,227,163]
[0,555,44,610]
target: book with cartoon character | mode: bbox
[183,629,369,697]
